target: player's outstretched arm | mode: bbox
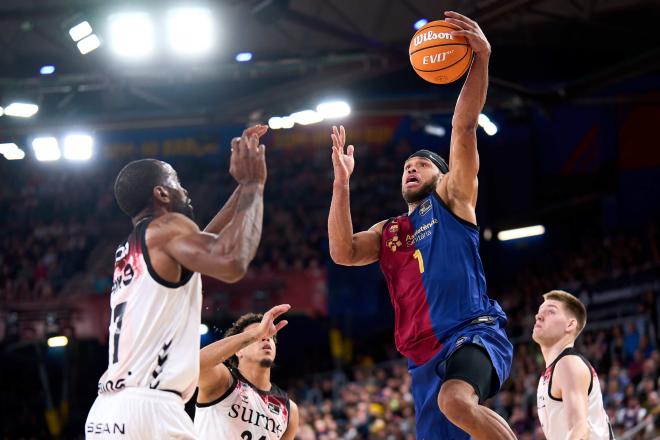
[328,125,382,266]
[554,356,591,440]
[204,125,268,235]
[198,305,290,400]
[281,400,299,440]
[159,130,266,283]
[439,12,490,219]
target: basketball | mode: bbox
[409,20,473,84]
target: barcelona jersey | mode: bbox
[379,192,507,366]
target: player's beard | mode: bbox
[259,359,274,369]
[402,175,439,204]
[169,190,195,220]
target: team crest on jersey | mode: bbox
[388,222,399,233]
[386,235,403,252]
[268,402,281,415]
[406,234,414,246]
[420,199,432,216]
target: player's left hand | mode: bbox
[444,11,491,56]
[253,304,290,340]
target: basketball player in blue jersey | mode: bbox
[328,11,515,440]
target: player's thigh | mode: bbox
[441,344,498,404]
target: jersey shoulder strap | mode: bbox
[195,363,238,408]
[137,216,195,288]
[548,347,594,401]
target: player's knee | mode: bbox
[438,382,477,425]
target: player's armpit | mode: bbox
[554,356,591,440]
[333,221,384,266]
[156,213,248,283]
[197,362,233,404]
[281,400,299,440]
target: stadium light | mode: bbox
[109,12,155,59]
[4,103,39,118]
[47,336,69,347]
[167,7,214,56]
[497,225,545,241]
[268,117,284,129]
[478,113,498,136]
[316,101,351,119]
[280,116,294,129]
[63,134,94,161]
[424,124,446,137]
[77,34,101,54]
[32,137,61,161]
[199,324,209,335]
[414,19,429,30]
[483,122,498,136]
[40,65,56,75]
[0,106,3,116]
[69,21,93,42]
[235,52,252,62]
[290,110,324,126]
[0,143,26,160]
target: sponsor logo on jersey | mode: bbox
[228,403,284,435]
[420,199,432,216]
[455,336,469,348]
[406,218,439,245]
[98,378,126,394]
[86,422,126,435]
[268,402,281,415]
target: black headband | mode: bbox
[407,149,449,173]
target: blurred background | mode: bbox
[0,0,659,438]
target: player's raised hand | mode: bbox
[444,11,491,55]
[253,304,291,340]
[331,125,355,184]
[229,125,268,186]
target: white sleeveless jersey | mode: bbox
[194,366,290,440]
[537,348,613,440]
[96,217,202,402]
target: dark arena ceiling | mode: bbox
[0,0,658,134]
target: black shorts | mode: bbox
[444,343,500,403]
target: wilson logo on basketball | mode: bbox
[413,31,453,47]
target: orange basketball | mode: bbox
[409,20,473,84]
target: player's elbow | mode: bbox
[215,257,249,284]
[329,247,351,266]
[329,244,356,266]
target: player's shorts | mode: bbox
[408,316,513,440]
[85,387,197,439]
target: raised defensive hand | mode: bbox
[253,304,291,340]
[229,125,268,186]
[444,11,491,55]
[331,125,355,185]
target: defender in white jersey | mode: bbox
[533,290,614,440]
[194,305,299,440]
[86,125,269,439]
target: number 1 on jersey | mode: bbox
[413,249,425,273]
[111,302,127,364]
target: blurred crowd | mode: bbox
[0,139,407,305]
